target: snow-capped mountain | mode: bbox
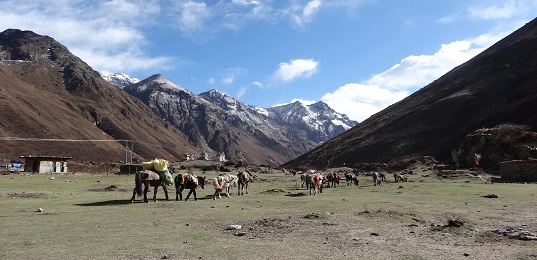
[267,101,358,143]
[200,90,357,144]
[122,75,314,165]
[102,73,140,89]
[109,73,357,165]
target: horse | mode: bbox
[344,172,359,186]
[326,172,340,188]
[300,170,317,189]
[212,173,238,199]
[237,171,253,196]
[378,172,386,182]
[372,172,382,186]
[307,173,323,195]
[394,172,401,183]
[131,170,170,203]
[174,173,206,201]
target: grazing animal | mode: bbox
[174,173,206,201]
[131,170,170,203]
[300,172,308,188]
[326,172,340,188]
[307,173,323,195]
[393,173,408,183]
[394,173,401,183]
[212,173,238,199]
[345,172,360,186]
[237,171,253,195]
[300,170,317,189]
[372,172,382,186]
[378,172,386,182]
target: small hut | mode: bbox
[20,155,72,173]
[119,164,143,174]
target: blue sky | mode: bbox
[1,0,536,121]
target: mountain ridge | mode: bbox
[0,29,199,163]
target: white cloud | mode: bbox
[467,0,526,20]
[208,78,216,84]
[220,68,246,85]
[222,75,235,85]
[436,15,457,24]
[237,87,247,98]
[72,47,172,75]
[365,40,483,91]
[322,31,509,122]
[252,81,263,88]
[322,83,408,122]
[273,59,319,82]
[0,0,169,74]
[232,0,260,7]
[286,0,322,28]
[176,1,212,33]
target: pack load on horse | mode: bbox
[212,173,238,199]
[142,158,174,185]
[174,169,206,201]
[131,158,174,203]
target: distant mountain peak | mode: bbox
[199,89,246,113]
[133,74,190,93]
[102,73,140,89]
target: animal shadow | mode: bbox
[75,200,133,206]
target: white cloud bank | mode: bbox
[322,32,507,122]
[0,0,170,75]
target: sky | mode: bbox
[1,0,536,122]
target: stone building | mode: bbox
[20,155,72,173]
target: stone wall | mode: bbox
[499,160,537,182]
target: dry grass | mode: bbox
[1,169,536,259]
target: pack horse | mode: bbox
[175,173,206,201]
[131,170,170,203]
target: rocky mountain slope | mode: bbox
[107,74,356,165]
[283,18,537,169]
[122,75,313,165]
[0,29,198,163]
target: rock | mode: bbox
[520,235,537,240]
[370,232,380,236]
[36,208,43,212]
[225,225,242,230]
[234,231,246,236]
[482,194,498,198]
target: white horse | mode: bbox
[372,172,382,186]
[212,173,238,199]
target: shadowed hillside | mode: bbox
[283,18,537,169]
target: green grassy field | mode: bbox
[1,170,536,260]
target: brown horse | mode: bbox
[326,172,340,188]
[131,170,170,203]
[237,171,253,196]
[175,173,206,201]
